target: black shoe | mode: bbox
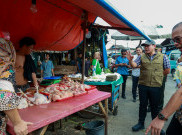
[133,99,136,102]
[132,123,144,132]
[147,107,151,112]
[122,95,126,99]
[160,129,165,135]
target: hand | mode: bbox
[14,120,32,135]
[126,51,134,61]
[145,117,165,135]
[178,83,181,88]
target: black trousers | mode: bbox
[138,84,162,124]
[121,75,128,96]
[166,114,182,135]
[159,76,167,110]
[132,76,139,100]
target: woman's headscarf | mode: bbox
[0,32,16,75]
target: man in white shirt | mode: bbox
[132,47,143,102]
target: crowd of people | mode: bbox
[1,22,182,135]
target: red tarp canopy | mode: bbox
[0,0,150,51]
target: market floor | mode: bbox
[43,75,176,135]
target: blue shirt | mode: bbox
[41,60,54,77]
[115,56,129,75]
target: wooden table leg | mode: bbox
[40,125,49,135]
[98,100,108,135]
[104,99,108,135]
[105,99,108,114]
[60,119,62,129]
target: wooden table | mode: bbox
[7,89,110,135]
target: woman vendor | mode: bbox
[0,32,32,135]
[92,52,102,75]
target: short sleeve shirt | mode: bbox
[115,56,129,75]
[41,60,54,77]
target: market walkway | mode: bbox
[43,74,175,135]
[108,75,175,135]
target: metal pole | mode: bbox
[81,11,87,83]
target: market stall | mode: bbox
[7,89,110,135]
[85,74,123,115]
[0,0,151,135]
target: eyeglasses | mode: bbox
[171,36,182,44]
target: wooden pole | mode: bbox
[81,11,88,83]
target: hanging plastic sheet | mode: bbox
[102,36,108,68]
[0,0,150,51]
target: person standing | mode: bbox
[41,54,54,78]
[127,40,170,134]
[145,22,182,135]
[92,52,102,75]
[0,32,32,135]
[15,37,38,92]
[85,55,91,77]
[76,53,82,73]
[115,49,130,99]
[131,47,142,102]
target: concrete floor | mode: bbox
[108,75,175,135]
[44,74,176,135]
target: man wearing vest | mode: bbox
[145,22,182,135]
[127,40,170,135]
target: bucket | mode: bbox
[83,120,104,135]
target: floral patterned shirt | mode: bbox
[0,38,20,134]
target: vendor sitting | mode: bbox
[92,52,102,75]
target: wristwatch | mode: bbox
[158,112,168,121]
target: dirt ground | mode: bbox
[42,74,176,135]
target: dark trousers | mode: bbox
[138,84,162,124]
[166,114,182,135]
[132,76,139,100]
[148,76,167,110]
[121,75,128,96]
[159,76,167,110]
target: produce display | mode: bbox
[85,73,121,82]
[17,88,51,109]
[17,76,96,109]
[40,76,87,101]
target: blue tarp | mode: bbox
[102,36,108,68]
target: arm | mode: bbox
[126,52,138,68]
[145,87,182,135]
[32,72,38,87]
[5,109,32,135]
[51,61,54,76]
[52,69,54,76]
[163,68,170,75]
[163,55,170,76]
[41,70,43,78]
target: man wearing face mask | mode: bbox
[127,40,170,135]
[15,37,38,92]
[145,22,182,135]
[115,49,130,99]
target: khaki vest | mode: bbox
[139,52,164,87]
